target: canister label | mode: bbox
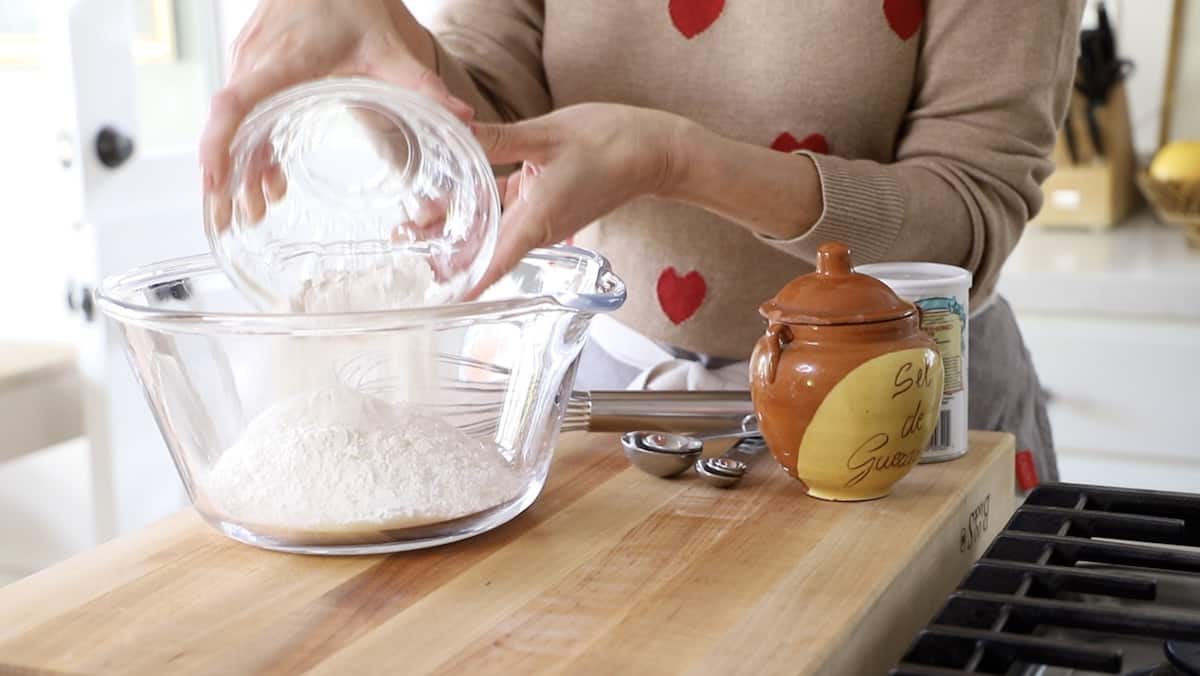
[911,296,968,461]
[914,297,965,395]
[795,348,944,500]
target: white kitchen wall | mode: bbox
[0,65,75,344]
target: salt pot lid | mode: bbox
[759,242,915,326]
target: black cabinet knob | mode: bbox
[96,126,135,168]
[80,286,95,322]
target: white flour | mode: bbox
[205,386,523,531]
[287,255,455,313]
[208,255,523,533]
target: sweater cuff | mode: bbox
[756,151,906,264]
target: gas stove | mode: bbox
[891,483,1200,675]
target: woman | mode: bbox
[200,0,1085,487]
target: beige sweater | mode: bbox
[431,0,1084,359]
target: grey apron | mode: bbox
[575,294,1058,487]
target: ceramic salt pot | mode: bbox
[749,242,945,501]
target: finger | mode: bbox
[240,142,271,223]
[209,193,233,233]
[390,223,416,244]
[412,195,449,230]
[240,188,267,225]
[262,160,287,202]
[470,164,541,294]
[369,54,474,123]
[497,169,525,209]
[518,161,540,201]
[199,60,309,193]
[472,121,553,167]
[465,196,552,300]
[495,175,509,204]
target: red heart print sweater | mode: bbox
[430,0,1084,359]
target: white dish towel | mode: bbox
[588,315,750,391]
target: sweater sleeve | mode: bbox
[427,0,551,124]
[758,0,1084,302]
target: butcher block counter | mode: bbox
[0,431,1015,676]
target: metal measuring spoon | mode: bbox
[620,415,758,478]
[694,436,769,488]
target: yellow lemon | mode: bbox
[1149,141,1200,182]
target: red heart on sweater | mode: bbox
[771,132,829,155]
[657,267,707,325]
[883,0,924,40]
[669,0,726,39]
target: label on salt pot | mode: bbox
[795,348,944,500]
[855,262,972,462]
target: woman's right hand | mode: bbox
[200,0,474,222]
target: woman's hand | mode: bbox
[469,103,691,296]
[201,0,474,223]
[469,102,826,296]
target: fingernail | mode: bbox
[519,165,534,202]
[449,97,474,120]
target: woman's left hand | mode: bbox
[468,103,690,296]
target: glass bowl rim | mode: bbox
[95,246,626,336]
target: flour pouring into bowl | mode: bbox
[202,259,526,539]
[196,78,529,539]
[96,78,626,554]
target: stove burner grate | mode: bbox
[890,483,1200,675]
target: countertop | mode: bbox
[0,341,75,392]
[0,431,1014,676]
[997,211,1200,321]
[0,341,82,461]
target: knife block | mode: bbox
[1032,81,1137,229]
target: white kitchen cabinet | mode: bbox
[999,214,1200,493]
[1015,314,1200,492]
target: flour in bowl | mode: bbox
[205,385,524,532]
[206,255,522,534]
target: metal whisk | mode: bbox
[337,351,753,438]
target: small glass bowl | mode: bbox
[204,78,500,311]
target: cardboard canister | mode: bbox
[855,262,972,462]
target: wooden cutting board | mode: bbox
[0,431,1014,676]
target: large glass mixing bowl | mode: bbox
[96,247,625,554]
